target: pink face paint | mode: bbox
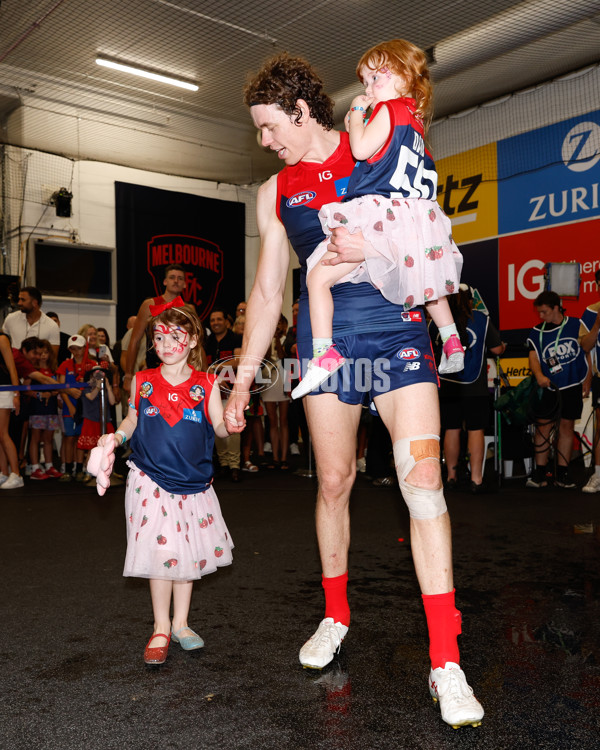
[378,65,392,79]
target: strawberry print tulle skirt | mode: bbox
[123,462,233,581]
[308,196,463,309]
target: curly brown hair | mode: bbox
[149,306,205,371]
[356,39,433,135]
[243,52,334,129]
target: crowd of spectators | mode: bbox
[3,275,598,494]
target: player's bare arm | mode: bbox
[123,298,152,391]
[225,176,290,430]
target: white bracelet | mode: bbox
[115,430,127,445]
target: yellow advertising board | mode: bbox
[498,357,531,387]
[435,143,498,244]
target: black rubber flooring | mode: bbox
[2,454,600,750]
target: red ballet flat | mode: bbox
[143,632,171,665]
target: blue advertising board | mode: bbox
[497,110,600,234]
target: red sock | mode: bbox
[422,589,462,669]
[323,572,350,626]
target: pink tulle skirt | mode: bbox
[123,462,233,581]
[308,196,463,309]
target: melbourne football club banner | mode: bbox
[115,182,245,334]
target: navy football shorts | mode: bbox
[296,326,439,408]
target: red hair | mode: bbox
[356,39,433,134]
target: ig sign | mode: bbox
[499,218,600,330]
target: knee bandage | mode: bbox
[393,435,447,520]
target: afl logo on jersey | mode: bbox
[286,191,316,208]
[397,347,421,361]
[144,406,160,417]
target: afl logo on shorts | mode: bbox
[286,191,316,208]
[397,347,421,361]
[144,406,159,417]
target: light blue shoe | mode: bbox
[171,626,204,651]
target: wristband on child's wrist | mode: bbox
[115,430,127,445]
[350,106,365,112]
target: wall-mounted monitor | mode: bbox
[30,239,116,303]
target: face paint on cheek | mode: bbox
[378,66,392,79]
[172,327,189,353]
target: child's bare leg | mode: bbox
[0,443,8,475]
[171,580,195,636]
[0,412,19,475]
[307,252,361,340]
[42,429,54,465]
[149,578,174,647]
[64,435,75,463]
[29,428,41,466]
[425,296,454,330]
[292,252,360,399]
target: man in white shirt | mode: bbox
[2,287,60,357]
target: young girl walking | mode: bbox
[29,340,62,480]
[293,38,464,399]
[94,298,234,665]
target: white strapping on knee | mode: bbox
[393,436,447,519]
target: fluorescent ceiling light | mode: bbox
[95,57,198,91]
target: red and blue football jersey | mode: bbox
[276,131,356,280]
[346,97,438,201]
[130,367,217,494]
[276,130,428,341]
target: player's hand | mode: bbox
[122,374,132,394]
[323,225,367,265]
[223,390,248,433]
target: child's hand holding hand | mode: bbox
[88,434,118,496]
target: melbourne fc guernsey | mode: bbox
[131,367,216,494]
[527,317,588,389]
[346,97,437,201]
[276,131,428,341]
